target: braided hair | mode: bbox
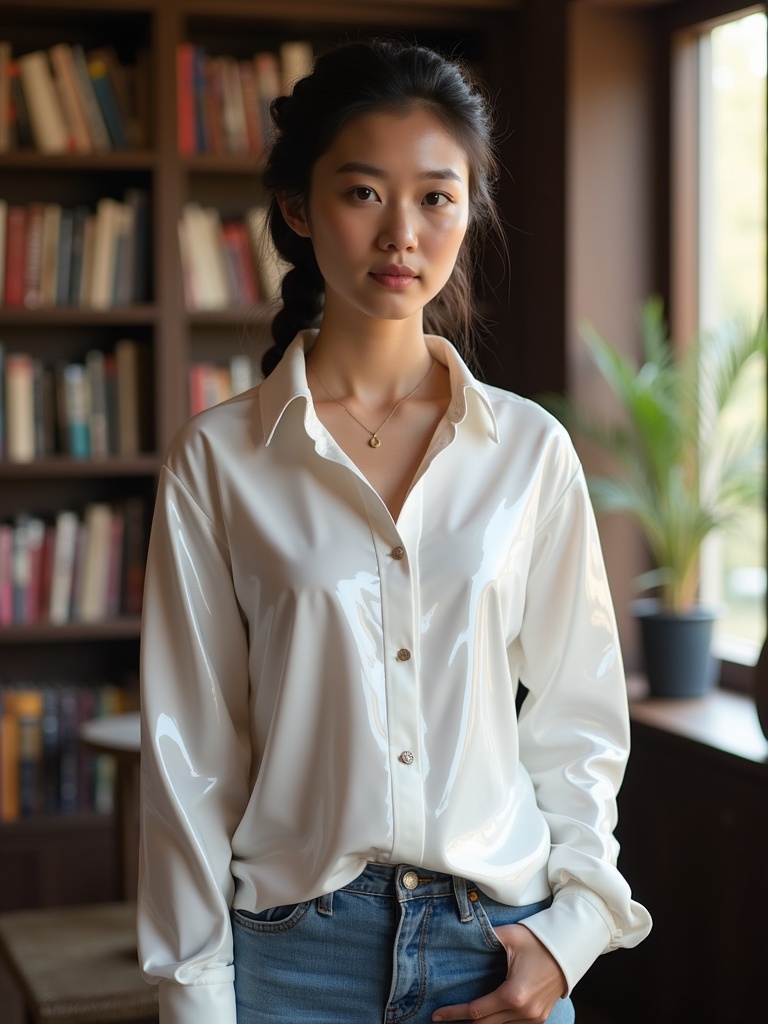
[260,38,500,376]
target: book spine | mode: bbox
[88,57,128,149]
[23,201,45,310]
[48,509,79,623]
[0,41,12,153]
[62,362,91,458]
[4,352,36,463]
[70,44,111,152]
[8,62,35,149]
[177,43,196,154]
[18,50,72,153]
[3,205,27,308]
[55,207,75,307]
[48,43,93,153]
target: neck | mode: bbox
[307,308,433,405]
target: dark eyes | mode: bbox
[348,187,451,207]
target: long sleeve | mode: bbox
[138,465,252,1024]
[508,459,652,992]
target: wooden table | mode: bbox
[79,713,141,901]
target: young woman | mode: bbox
[137,38,651,1024]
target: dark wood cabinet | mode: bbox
[576,690,768,1022]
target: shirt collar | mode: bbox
[259,329,499,446]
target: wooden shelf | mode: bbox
[0,618,142,643]
[0,456,160,478]
[0,150,157,171]
[0,305,158,326]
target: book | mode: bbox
[253,51,281,148]
[279,40,314,94]
[87,46,140,148]
[17,50,72,153]
[246,204,288,303]
[0,687,20,821]
[177,43,196,154]
[15,688,44,816]
[220,56,248,154]
[221,220,261,306]
[0,41,12,153]
[238,59,262,156]
[124,187,149,303]
[78,211,97,305]
[88,56,128,150]
[115,338,142,455]
[89,197,121,308]
[8,61,35,149]
[0,523,12,625]
[55,207,75,307]
[48,509,79,623]
[86,348,109,458]
[48,43,93,152]
[121,496,146,616]
[3,205,27,307]
[70,43,111,152]
[179,202,230,309]
[68,205,90,305]
[23,201,45,310]
[0,198,6,305]
[4,352,36,462]
[76,502,113,622]
[39,203,62,307]
[41,686,60,813]
[60,362,90,458]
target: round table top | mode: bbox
[79,711,141,757]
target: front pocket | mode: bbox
[470,892,553,950]
[233,900,312,933]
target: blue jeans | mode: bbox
[232,862,576,1023]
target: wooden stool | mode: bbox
[0,902,158,1024]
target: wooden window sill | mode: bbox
[627,674,768,766]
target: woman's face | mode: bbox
[285,107,471,328]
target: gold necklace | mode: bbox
[309,360,434,448]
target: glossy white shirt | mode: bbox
[138,331,652,1024]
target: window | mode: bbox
[671,7,767,664]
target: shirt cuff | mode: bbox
[519,889,614,994]
[158,977,237,1024]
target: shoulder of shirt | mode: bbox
[160,385,269,515]
[479,381,576,448]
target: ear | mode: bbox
[277,193,312,238]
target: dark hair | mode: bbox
[261,37,501,376]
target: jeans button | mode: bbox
[402,870,419,890]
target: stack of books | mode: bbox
[0,40,149,154]
[0,497,147,627]
[0,188,150,310]
[188,353,258,416]
[0,339,149,463]
[0,680,133,820]
[176,40,313,156]
[178,201,287,310]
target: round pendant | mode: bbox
[369,435,381,448]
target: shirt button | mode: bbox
[402,870,419,889]
[391,546,405,560]
[399,750,415,765]
[396,648,411,662]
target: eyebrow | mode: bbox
[335,161,464,183]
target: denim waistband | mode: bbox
[319,863,474,922]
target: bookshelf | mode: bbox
[1,0,546,910]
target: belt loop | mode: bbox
[317,890,334,916]
[452,875,473,923]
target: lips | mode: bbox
[369,264,418,288]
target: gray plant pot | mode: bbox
[632,599,719,698]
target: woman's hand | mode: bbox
[431,924,567,1023]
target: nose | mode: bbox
[377,203,417,252]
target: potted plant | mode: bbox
[543,297,766,697]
